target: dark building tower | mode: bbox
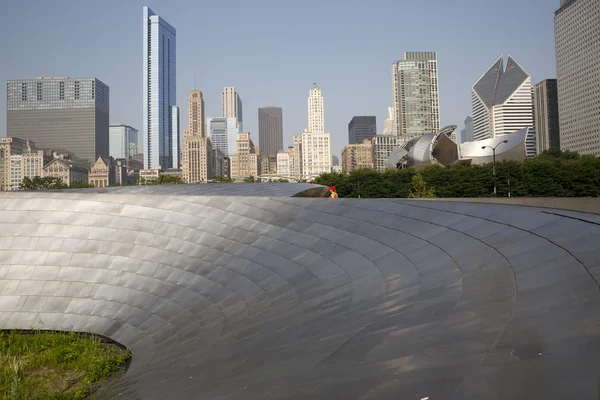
[6,77,109,165]
[533,79,560,154]
[258,107,283,158]
[348,116,376,145]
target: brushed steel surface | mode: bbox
[0,184,599,399]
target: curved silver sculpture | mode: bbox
[1,184,599,399]
[460,127,529,164]
[387,126,528,169]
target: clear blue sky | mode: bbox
[0,0,559,159]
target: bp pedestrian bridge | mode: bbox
[0,184,599,399]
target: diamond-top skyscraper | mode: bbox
[143,6,176,169]
[471,56,536,156]
[308,83,324,134]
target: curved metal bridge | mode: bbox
[0,184,599,399]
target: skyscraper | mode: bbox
[207,117,239,157]
[300,131,331,178]
[143,6,176,169]
[463,116,474,142]
[471,56,536,156]
[533,80,560,154]
[308,83,324,134]
[171,106,180,168]
[382,107,395,135]
[555,0,600,156]
[182,90,212,183]
[222,87,243,130]
[109,125,138,160]
[6,77,109,164]
[348,116,376,144]
[392,52,440,142]
[258,107,283,158]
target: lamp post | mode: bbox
[482,140,509,197]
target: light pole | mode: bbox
[482,140,508,197]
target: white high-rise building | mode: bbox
[143,7,177,169]
[392,52,440,141]
[222,87,243,130]
[383,107,395,135]
[300,131,330,179]
[308,83,324,135]
[555,0,600,156]
[207,117,239,157]
[472,56,536,156]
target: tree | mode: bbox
[243,176,256,183]
[408,173,436,198]
[21,176,68,190]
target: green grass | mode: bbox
[0,330,131,400]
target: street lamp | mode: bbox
[482,140,509,197]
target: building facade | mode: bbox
[109,125,138,160]
[143,6,177,169]
[392,52,440,142]
[88,157,114,188]
[43,159,88,186]
[207,117,239,157]
[308,83,324,135]
[277,151,291,179]
[222,87,243,130]
[472,56,536,156]
[348,116,377,145]
[6,77,109,165]
[373,135,399,172]
[555,0,600,156]
[342,139,374,173]
[0,138,44,191]
[182,90,212,183]
[300,131,331,179]
[533,79,560,154]
[230,132,258,181]
[212,148,225,180]
[171,106,181,169]
[258,107,283,158]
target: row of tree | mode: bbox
[315,149,600,198]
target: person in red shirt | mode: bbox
[328,186,339,198]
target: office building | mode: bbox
[109,125,138,160]
[331,154,340,167]
[171,106,181,168]
[383,107,395,135]
[300,131,331,179]
[533,79,560,154]
[342,139,374,172]
[258,107,283,158]
[348,116,376,144]
[277,150,291,179]
[308,83,324,135]
[230,132,259,182]
[472,56,536,156]
[182,90,212,183]
[463,116,474,142]
[392,52,440,142]
[212,148,225,180]
[143,6,177,169]
[6,77,109,165]
[373,135,399,172]
[0,137,44,191]
[222,87,243,130]
[207,117,239,157]
[555,0,600,156]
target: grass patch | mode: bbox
[0,330,131,400]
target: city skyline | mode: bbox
[0,0,560,159]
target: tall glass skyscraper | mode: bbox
[143,7,176,169]
[207,117,239,157]
[391,52,440,143]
